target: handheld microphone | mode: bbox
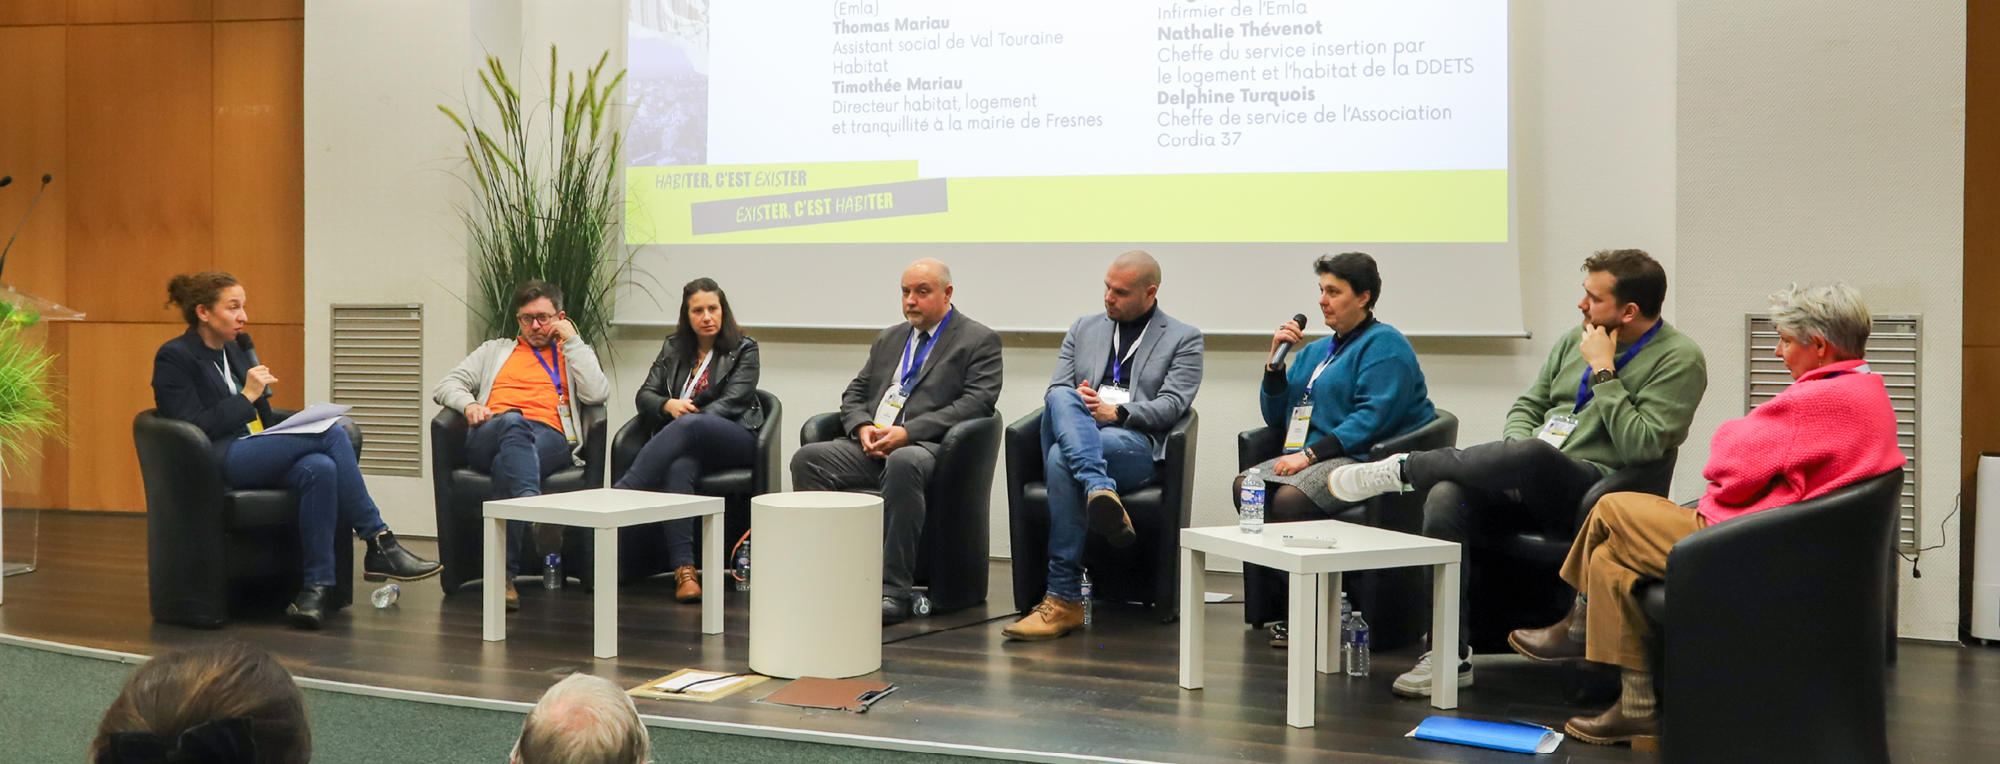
[1268,313,1311,366]
[1,173,55,282]
[237,331,272,398]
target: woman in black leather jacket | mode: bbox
[614,277,763,603]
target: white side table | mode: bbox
[483,488,725,658]
[1179,519,1461,728]
[748,491,884,679]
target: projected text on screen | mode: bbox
[625,0,1509,245]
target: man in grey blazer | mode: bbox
[790,258,1004,625]
[1004,251,1204,641]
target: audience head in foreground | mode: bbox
[92,641,309,764]
[513,673,650,764]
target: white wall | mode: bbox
[305,0,1963,636]
[1674,0,1966,641]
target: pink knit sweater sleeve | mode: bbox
[1697,363,1905,524]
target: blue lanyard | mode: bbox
[1574,321,1661,411]
[1302,322,1369,400]
[898,310,951,389]
[530,344,566,399]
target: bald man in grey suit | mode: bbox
[791,258,1004,625]
[1004,251,1204,641]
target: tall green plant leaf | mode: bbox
[441,46,645,346]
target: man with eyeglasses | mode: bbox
[434,280,612,610]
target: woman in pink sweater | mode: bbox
[1508,283,1905,747]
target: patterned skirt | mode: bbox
[1241,454,1360,513]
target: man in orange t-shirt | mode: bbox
[433,280,611,607]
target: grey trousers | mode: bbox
[789,437,939,599]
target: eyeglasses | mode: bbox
[516,312,558,326]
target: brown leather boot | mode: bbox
[504,580,520,612]
[1565,701,1660,750]
[1088,490,1137,548]
[1002,595,1085,641]
[674,565,702,603]
[1509,598,1586,662]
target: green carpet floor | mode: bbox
[0,642,999,764]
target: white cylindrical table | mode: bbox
[749,491,884,679]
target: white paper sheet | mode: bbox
[245,402,353,437]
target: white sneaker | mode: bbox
[1327,454,1411,502]
[1392,648,1474,698]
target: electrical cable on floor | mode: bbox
[881,611,1025,645]
[1896,492,1962,579]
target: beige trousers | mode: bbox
[1558,491,1706,672]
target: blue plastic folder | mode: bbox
[1407,717,1564,754]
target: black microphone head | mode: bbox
[236,332,255,351]
[1,176,12,187]
[40,173,52,184]
[1291,313,1309,329]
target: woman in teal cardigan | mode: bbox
[1235,252,1437,522]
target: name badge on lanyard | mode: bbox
[1100,320,1148,408]
[876,317,946,429]
[531,345,579,443]
[1536,414,1579,448]
[1284,352,1338,453]
[216,355,264,434]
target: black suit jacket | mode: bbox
[634,336,764,431]
[151,326,274,462]
[838,309,1003,444]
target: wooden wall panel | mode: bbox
[214,0,301,22]
[246,323,303,413]
[1966,0,2000,637]
[66,23,213,323]
[0,26,67,305]
[66,0,210,25]
[213,20,304,324]
[0,1,65,26]
[66,322,184,512]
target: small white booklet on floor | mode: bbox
[246,402,352,437]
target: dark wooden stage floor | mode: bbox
[3,511,1996,763]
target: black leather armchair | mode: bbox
[430,403,607,594]
[800,411,1002,614]
[606,390,783,582]
[135,408,361,628]
[1465,448,1677,653]
[1237,411,1459,650]
[1006,408,1198,621]
[1635,470,1902,764]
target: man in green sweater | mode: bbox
[1328,249,1709,698]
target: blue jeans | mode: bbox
[224,420,389,587]
[612,412,756,568]
[1041,386,1157,601]
[466,411,574,576]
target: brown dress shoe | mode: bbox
[1565,701,1661,750]
[674,565,702,603]
[1509,621,1585,662]
[1087,490,1137,548]
[1002,595,1085,641]
[504,580,520,612]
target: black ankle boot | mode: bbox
[364,531,443,582]
[288,585,329,630]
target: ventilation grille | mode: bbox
[1745,314,1920,552]
[332,305,424,477]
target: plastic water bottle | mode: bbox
[910,590,932,617]
[542,553,562,590]
[370,583,400,609]
[734,538,752,591]
[1239,469,1266,534]
[1080,571,1094,626]
[1339,592,1353,672]
[1347,611,1371,677]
